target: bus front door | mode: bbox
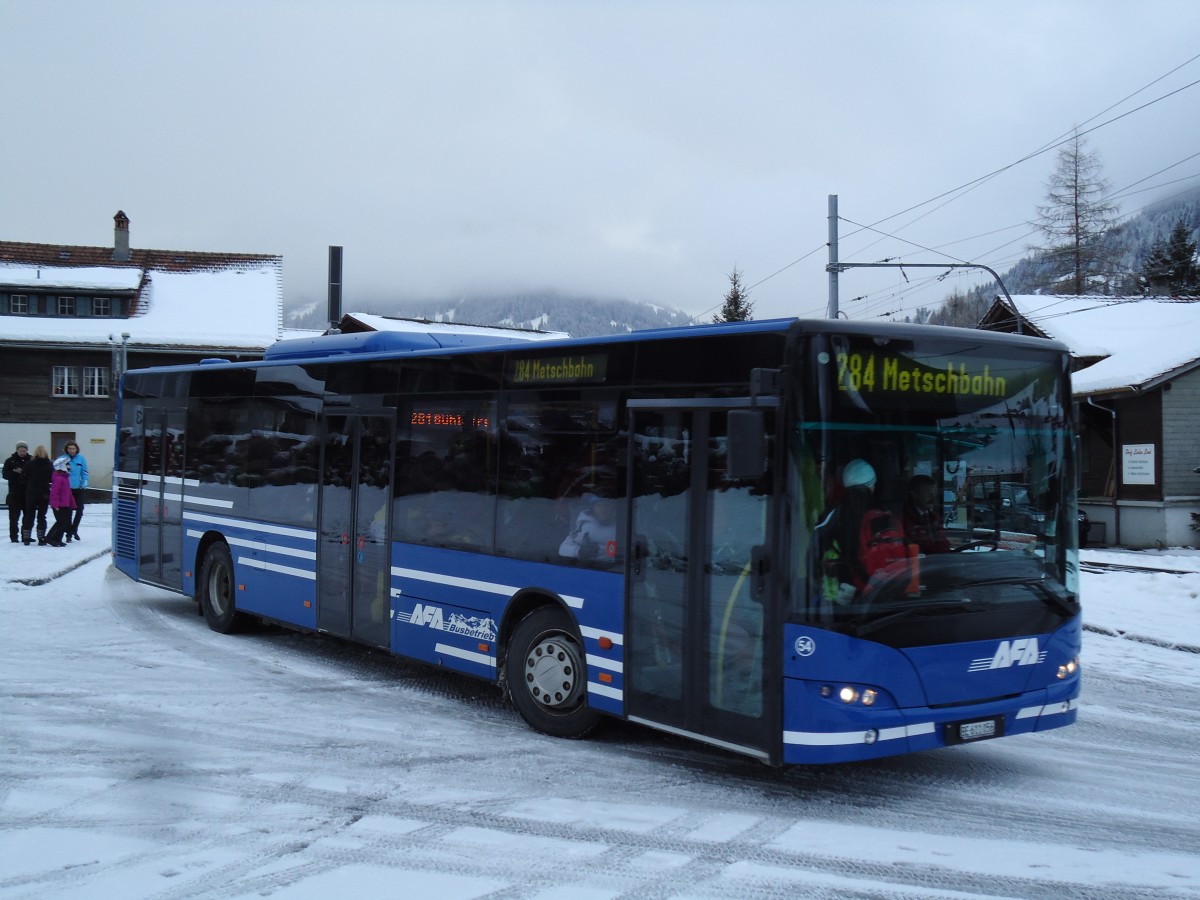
[626,406,776,762]
[317,412,394,648]
[138,406,186,590]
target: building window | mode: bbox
[52,366,80,397]
[10,294,29,314]
[93,296,111,317]
[83,366,110,398]
[58,296,76,316]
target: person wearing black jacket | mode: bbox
[4,440,31,543]
[24,445,53,545]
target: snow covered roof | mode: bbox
[0,264,142,291]
[987,295,1200,396]
[0,241,283,351]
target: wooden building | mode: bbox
[980,294,1200,549]
[1,211,283,495]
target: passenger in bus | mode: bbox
[559,494,619,563]
[902,473,951,554]
[812,459,907,604]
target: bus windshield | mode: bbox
[792,332,1079,639]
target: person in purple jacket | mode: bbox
[42,456,77,547]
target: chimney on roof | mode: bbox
[328,245,343,330]
[113,210,131,262]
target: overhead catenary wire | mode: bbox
[838,151,1200,322]
[734,54,1200,321]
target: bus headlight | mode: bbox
[819,684,883,706]
[1056,656,1080,679]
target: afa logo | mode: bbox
[398,603,497,642]
[968,638,1047,672]
[405,603,445,630]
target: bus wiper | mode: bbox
[959,576,1078,616]
[850,598,976,637]
[1028,581,1078,616]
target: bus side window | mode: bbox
[393,400,496,553]
[497,393,623,567]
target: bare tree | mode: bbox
[1034,131,1120,295]
[713,266,755,322]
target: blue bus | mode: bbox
[112,318,1081,765]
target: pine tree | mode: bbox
[713,266,754,323]
[1034,131,1120,295]
[1140,219,1200,295]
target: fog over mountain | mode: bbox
[286,290,695,338]
[285,187,1200,337]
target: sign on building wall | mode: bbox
[1121,443,1156,485]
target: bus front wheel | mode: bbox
[507,606,601,739]
[198,542,245,634]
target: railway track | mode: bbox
[1079,559,1199,576]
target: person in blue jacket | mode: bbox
[62,440,89,542]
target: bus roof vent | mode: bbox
[264,331,444,360]
[198,357,232,365]
[263,329,558,361]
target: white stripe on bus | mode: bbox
[579,625,623,645]
[585,654,623,674]
[182,496,235,508]
[185,532,316,561]
[183,511,316,541]
[587,681,623,700]
[136,486,233,509]
[1017,698,1077,719]
[783,722,936,746]
[434,643,497,668]
[236,557,316,581]
[391,566,585,609]
[185,531,317,564]
[114,470,201,487]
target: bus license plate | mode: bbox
[945,716,1004,744]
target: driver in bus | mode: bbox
[902,473,951,553]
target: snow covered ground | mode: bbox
[2,515,1199,899]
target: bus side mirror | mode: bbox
[727,410,765,481]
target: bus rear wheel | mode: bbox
[508,606,601,739]
[198,542,245,634]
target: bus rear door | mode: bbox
[138,405,187,590]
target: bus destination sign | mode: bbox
[835,349,1010,400]
[510,354,608,386]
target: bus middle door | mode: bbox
[317,411,394,649]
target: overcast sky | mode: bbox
[3,1,1199,323]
